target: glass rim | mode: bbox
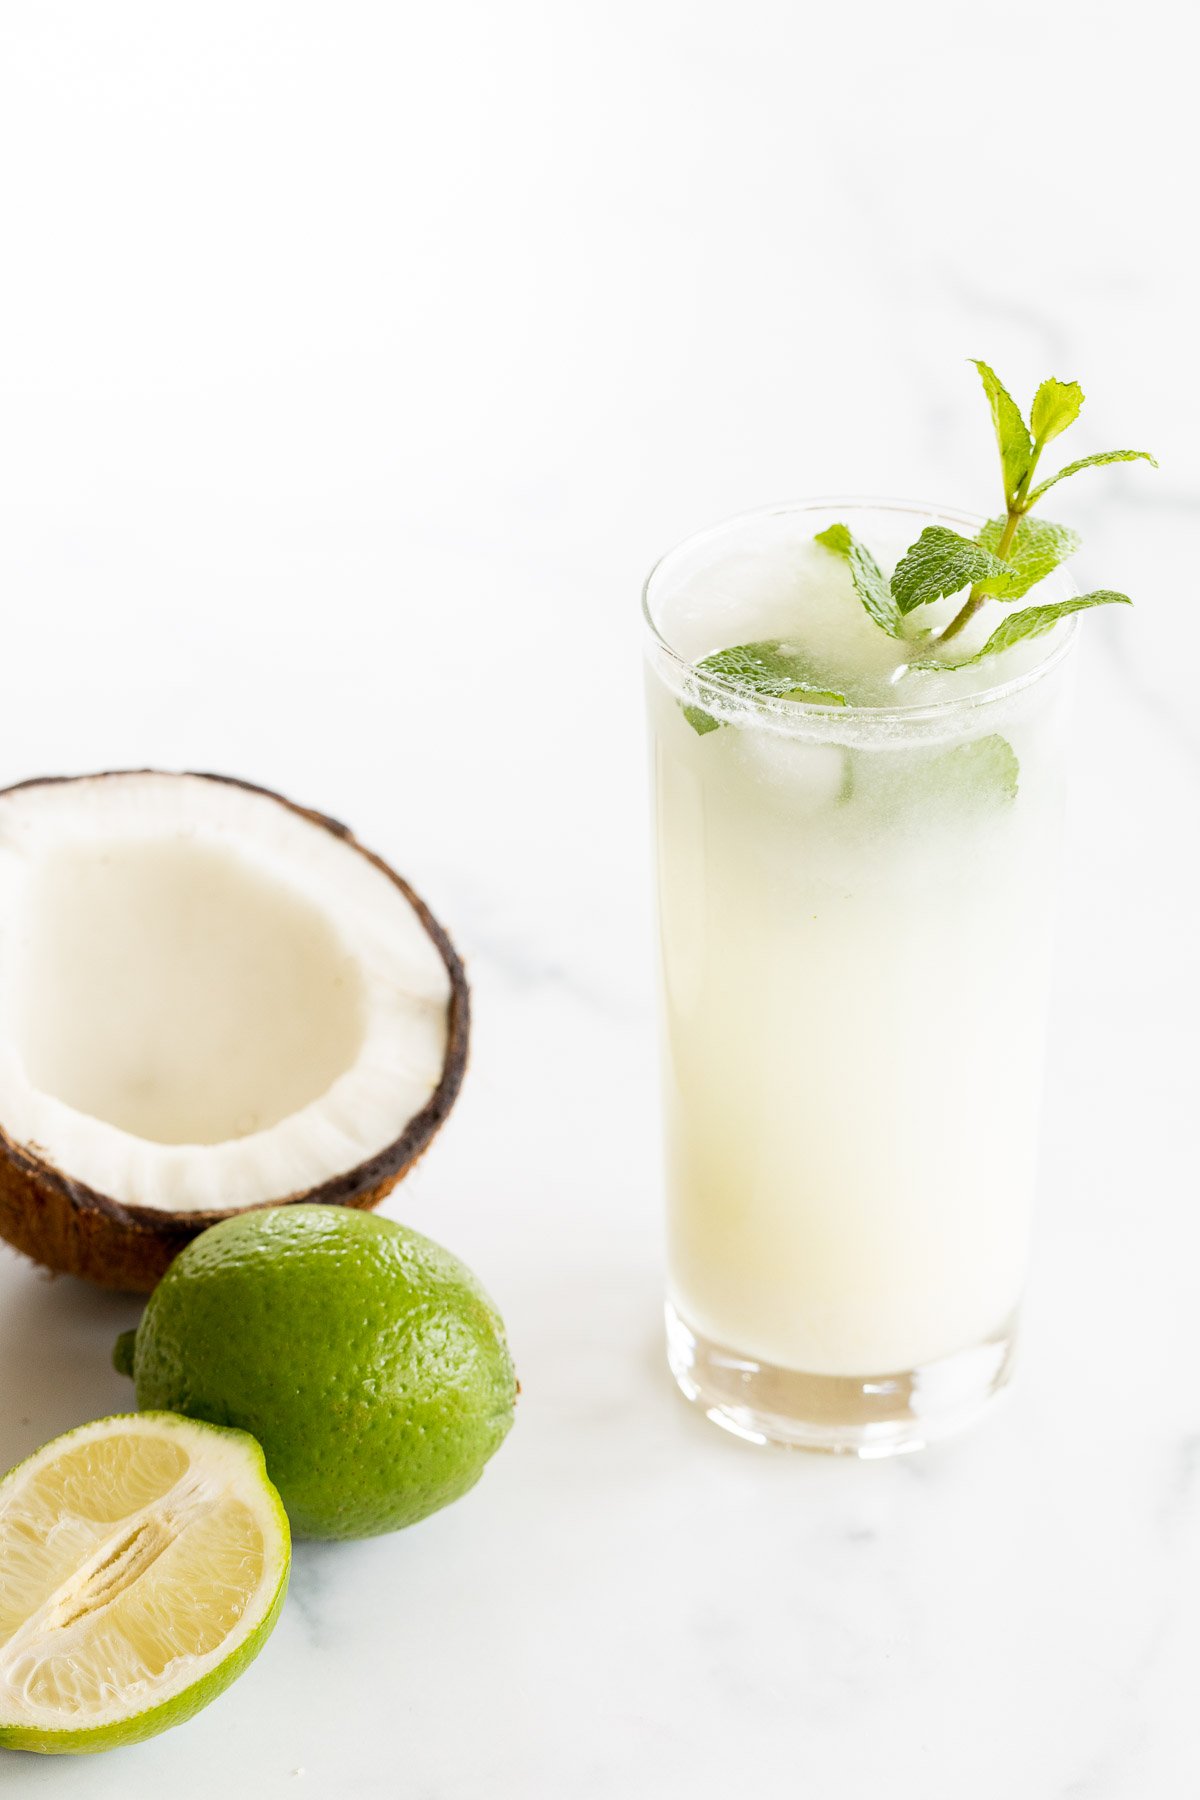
[641,494,1080,727]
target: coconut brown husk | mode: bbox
[0,772,470,1292]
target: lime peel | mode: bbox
[118,1204,518,1540]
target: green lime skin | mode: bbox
[117,1207,517,1540]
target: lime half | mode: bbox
[0,1412,290,1755]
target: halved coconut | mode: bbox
[0,772,469,1290]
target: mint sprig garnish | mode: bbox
[947,590,1131,666]
[814,524,903,636]
[675,358,1152,736]
[973,359,1034,506]
[820,362,1151,656]
[1027,448,1157,505]
[931,361,1152,645]
[683,641,846,735]
[975,515,1081,600]
[1028,376,1083,446]
[891,526,1016,614]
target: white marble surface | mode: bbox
[0,2,1197,1794]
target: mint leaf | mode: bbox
[1027,448,1158,504]
[960,590,1131,664]
[841,733,1019,818]
[938,734,1020,804]
[1030,377,1084,446]
[890,526,1016,615]
[815,523,903,638]
[976,514,1080,599]
[682,704,721,736]
[682,640,847,734]
[697,641,847,700]
[972,360,1033,505]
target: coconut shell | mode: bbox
[0,772,470,1292]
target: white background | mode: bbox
[0,3,1197,1796]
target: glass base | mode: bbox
[665,1303,1017,1457]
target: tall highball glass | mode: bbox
[643,499,1078,1455]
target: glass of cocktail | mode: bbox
[643,497,1083,1455]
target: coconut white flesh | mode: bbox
[0,774,452,1212]
[0,1414,287,1733]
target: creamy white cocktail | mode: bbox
[644,501,1079,1450]
[645,364,1150,1452]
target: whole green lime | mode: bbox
[113,1205,516,1540]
